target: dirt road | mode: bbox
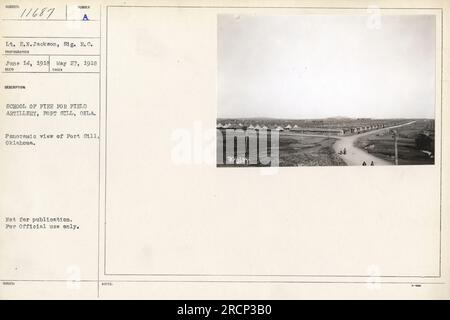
[332,121,416,166]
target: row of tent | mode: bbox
[217,123,299,131]
[218,122,395,133]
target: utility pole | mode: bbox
[392,129,399,165]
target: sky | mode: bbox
[218,14,436,119]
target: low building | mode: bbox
[291,127,344,135]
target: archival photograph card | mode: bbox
[0,0,448,300]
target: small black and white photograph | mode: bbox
[217,14,436,167]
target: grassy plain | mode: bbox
[217,131,345,167]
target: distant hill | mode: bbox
[217,116,356,121]
[324,116,353,120]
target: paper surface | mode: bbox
[0,0,449,299]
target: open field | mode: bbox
[217,130,345,167]
[278,134,345,166]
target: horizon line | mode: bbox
[217,116,436,120]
